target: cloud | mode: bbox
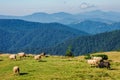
[80,2,96,9]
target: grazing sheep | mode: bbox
[40,52,46,57]
[87,59,98,67]
[92,57,103,62]
[18,52,26,59]
[98,60,111,69]
[34,55,41,60]
[13,66,20,74]
[9,54,16,60]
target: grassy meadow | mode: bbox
[0,51,120,80]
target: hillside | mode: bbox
[92,51,120,62]
[0,51,120,80]
[42,30,120,55]
[0,19,88,53]
[69,20,120,34]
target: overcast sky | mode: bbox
[0,0,120,15]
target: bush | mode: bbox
[84,54,91,59]
[92,54,108,60]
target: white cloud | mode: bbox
[80,2,96,9]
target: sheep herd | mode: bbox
[9,52,46,60]
[8,52,46,75]
[2,52,111,75]
[87,56,111,69]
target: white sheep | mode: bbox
[34,55,41,60]
[13,66,20,75]
[18,52,26,59]
[92,57,102,62]
[40,52,46,57]
[87,59,98,67]
[9,54,16,60]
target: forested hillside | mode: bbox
[41,30,120,56]
[0,19,88,53]
[69,20,120,34]
[0,19,120,55]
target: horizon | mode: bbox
[0,0,120,16]
[0,10,120,16]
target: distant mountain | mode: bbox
[0,10,120,24]
[0,19,88,53]
[75,10,120,23]
[69,20,120,34]
[0,15,20,19]
[22,12,75,24]
[42,30,120,56]
[51,12,72,17]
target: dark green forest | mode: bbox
[39,30,120,56]
[0,19,120,56]
[0,19,88,54]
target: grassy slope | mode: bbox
[0,51,120,80]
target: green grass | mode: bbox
[0,51,120,80]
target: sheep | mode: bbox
[13,66,20,75]
[34,55,41,61]
[18,52,26,59]
[92,57,103,62]
[87,57,102,67]
[9,54,16,60]
[98,60,111,69]
[40,52,46,57]
[87,59,98,67]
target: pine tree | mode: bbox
[65,46,74,57]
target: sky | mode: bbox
[0,0,120,16]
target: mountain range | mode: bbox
[0,19,88,53]
[69,20,120,34]
[0,10,120,24]
[0,19,120,55]
[0,10,120,55]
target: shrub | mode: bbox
[92,54,108,60]
[84,54,91,59]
